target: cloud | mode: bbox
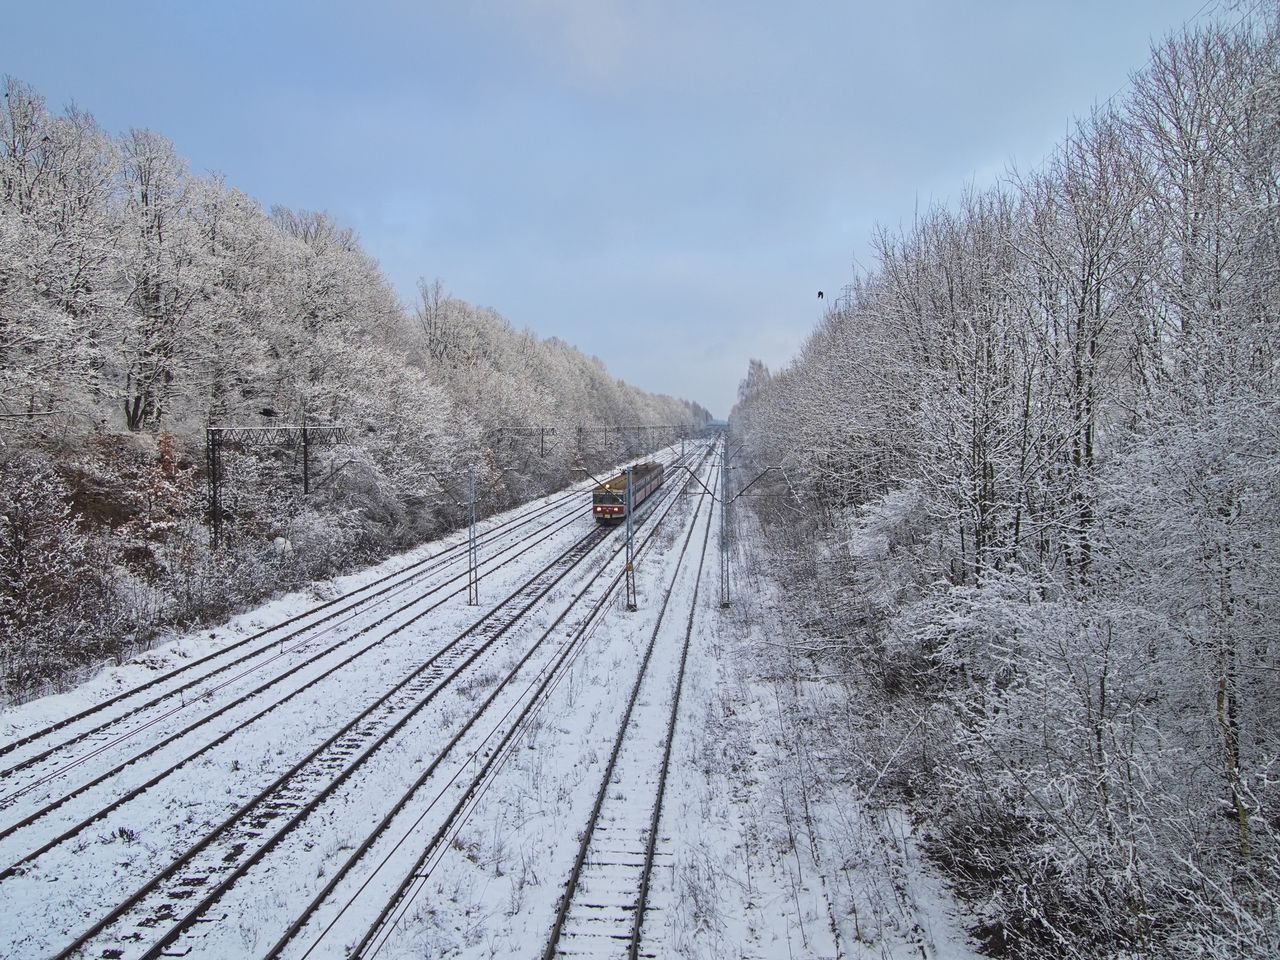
[507,0,644,85]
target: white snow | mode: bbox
[0,443,982,959]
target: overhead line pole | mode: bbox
[467,464,479,606]
[624,465,637,612]
[719,439,731,609]
[207,430,222,550]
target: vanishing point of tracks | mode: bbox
[541,458,718,960]
[0,444,713,959]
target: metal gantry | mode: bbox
[206,424,348,549]
[575,424,688,457]
[485,426,556,458]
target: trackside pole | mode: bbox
[207,428,222,550]
[467,463,479,606]
[625,465,637,612]
[301,421,310,494]
[719,442,730,608]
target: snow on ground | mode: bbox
[0,492,605,956]
[323,465,983,959]
[303,458,720,958]
[645,517,983,959]
[0,446,983,959]
[0,475,586,744]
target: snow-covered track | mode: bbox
[0,484,585,779]
[0,497,592,879]
[542,460,717,960]
[320,445,717,960]
[45,512,626,960]
[0,446,711,960]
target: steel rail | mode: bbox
[134,446,705,960]
[262,448,710,960]
[2,444,680,767]
[0,485,583,771]
[2,447,683,801]
[0,499,591,873]
[0,493,588,807]
[628,460,717,957]
[541,458,718,960]
[348,445,716,960]
[47,474,663,960]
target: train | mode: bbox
[592,462,665,524]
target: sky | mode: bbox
[1,0,1222,417]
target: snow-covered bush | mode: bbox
[0,452,117,695]
[730,7,1280,956]
[0,77,709,696]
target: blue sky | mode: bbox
[2,0,1218,416]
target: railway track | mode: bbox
[0,480,587,781]
[317,446,720,960]
[49,526,616,959]
[0,491,588,875]
[0,452,685,852]
[542,457,718,959]
[9,445,706,960]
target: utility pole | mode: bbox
[719,442,731,609]
[624,465,637,612]
[207,430,222,550]
[467,463,479,606]
[301,421,310,495]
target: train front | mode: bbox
[592,474,627,524]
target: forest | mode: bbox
[732,7,1279,958]
[0,78,708,700]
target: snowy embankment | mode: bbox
[642,511,982,960]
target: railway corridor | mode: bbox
[0,439,979,959]
[0,444,722,959]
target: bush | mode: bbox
[0,452,117,695]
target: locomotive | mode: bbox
[592,462,664,524]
